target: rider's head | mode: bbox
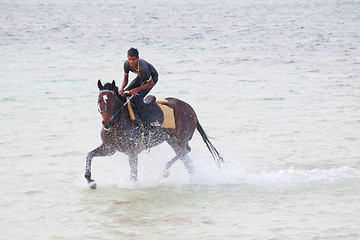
[127,48,139,58]
[127,48,139,68]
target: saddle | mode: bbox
[127,95,176,129]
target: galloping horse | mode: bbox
[84,80,224,189]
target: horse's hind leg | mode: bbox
[182,154,194,175]
[85,143,115,189]
[163,153,182,178]
[163,152,194,178]
[164,140,193,178]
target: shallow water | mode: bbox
[1,0,360,239]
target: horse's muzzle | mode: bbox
[102,121,112,131]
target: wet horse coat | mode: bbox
[84,80,224,188]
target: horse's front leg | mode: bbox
[128,153,138,182]
[85,143,115,189]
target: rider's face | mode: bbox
[128,55,139,68]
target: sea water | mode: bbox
[1,0,359,239]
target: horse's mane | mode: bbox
[102,82,116,91]
[102,82,125,102]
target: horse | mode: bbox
[84,80,224,189]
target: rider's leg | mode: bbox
[132,93,151,148]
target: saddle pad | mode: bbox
[156,103,176,129]
[127,98,176,129]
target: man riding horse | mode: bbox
[84,48,225,188]
[118,48,158,149]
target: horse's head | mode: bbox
[97,80,121,130]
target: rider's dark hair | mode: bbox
[127,48,139,58]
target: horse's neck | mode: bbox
[115,97,132,126]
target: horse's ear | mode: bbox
[111,80,116,88]
[98,79,103,90]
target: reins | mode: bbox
[98,90,137,120]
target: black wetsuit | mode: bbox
[124,59,158,97]
[124,59,158,139]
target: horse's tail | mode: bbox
[196,122,226,168]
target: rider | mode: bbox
[118,47,158,148]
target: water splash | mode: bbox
[76,152,360,191]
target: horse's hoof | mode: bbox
[163,169,169,178]
[89,181,97,189]
[130,174,138,182]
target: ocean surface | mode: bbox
[1,0,359,239]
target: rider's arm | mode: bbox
[128,78,154,95]
[119,73,129,94]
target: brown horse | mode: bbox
[84,80,224,189]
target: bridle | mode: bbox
[98,90,119,115]
[97,89,136,121]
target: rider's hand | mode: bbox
[128,89,138,96]
[119,89,124,95]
